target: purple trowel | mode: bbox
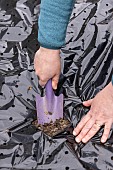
[36,79,63,125]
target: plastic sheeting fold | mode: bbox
[0,0,113,169]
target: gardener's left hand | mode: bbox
[73,82,113,143]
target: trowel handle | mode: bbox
[45,79,54,101]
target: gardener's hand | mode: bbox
[34,47,61,89]
[73,82,113,143]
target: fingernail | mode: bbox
[83,101,86,104]
[54,86,57,90]
[101,139,105,143]
[75,137,80,143]
[82,138,86,143]
[73,131,76,136]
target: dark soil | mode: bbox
[32,118,70,137]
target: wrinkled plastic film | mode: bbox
[0,0,113,169]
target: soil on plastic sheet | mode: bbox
[33,118,70,137]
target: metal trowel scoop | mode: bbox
[36,79,63,125]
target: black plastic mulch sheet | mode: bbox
[0,0,113,169]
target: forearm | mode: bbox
[38,0,75,49]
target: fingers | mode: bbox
[81,122,102,143]
[73,86,113,143]
[73,113,91,137]
[38,74,48,87]
[73,116,111,143]
[83,99,93,107]
[38,74,59,89]
[34,48,61,89]
[39,79,47,87]
[74,116,96,143]
[101,122,112,143]
[52,74,59,90]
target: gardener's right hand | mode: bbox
[34,47,61,90]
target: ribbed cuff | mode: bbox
[112,75,113,85]
[39,42,61,50]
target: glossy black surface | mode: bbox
[0,0,113,169]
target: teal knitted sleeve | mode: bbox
[112,75,113,85]
[38,0,75,50]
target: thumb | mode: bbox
[52,74,59,90]
[83,98,93,107]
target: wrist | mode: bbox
[40,47,60,55]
